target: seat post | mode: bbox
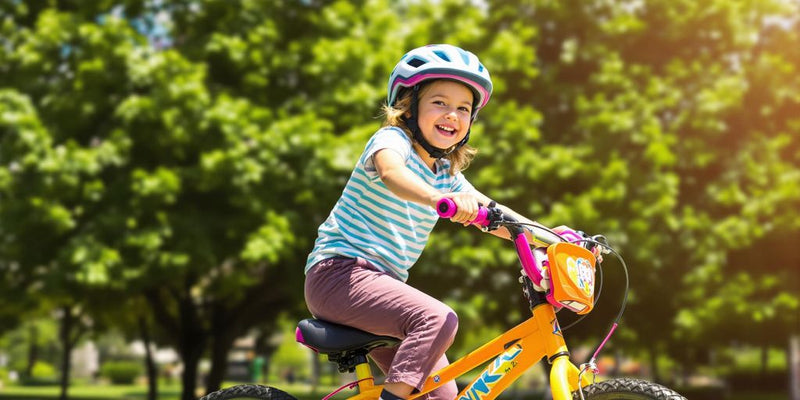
[354,356,375,391]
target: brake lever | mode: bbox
[475,205,502,232]
[591,234,612,255]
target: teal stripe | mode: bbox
[334,210,410,262]
[341,191,428,235]
[346,175,413,218]
[339,214,410,267]
[348,174,431,215]
[345,186,438,227]
[336,201,426,252]
[340,195,412,237]
[408,154,436,180]
[335,209,407,251]
[337,204,428,257]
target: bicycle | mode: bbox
[200,199,686,400]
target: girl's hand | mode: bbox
[436,192,481,225]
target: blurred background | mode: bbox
[0,1,798,400]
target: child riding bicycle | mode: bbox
[303,44,595,400]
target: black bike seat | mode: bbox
[296,318,400,355]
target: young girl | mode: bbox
[304,44,560,400]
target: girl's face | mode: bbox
[414,80,474,152]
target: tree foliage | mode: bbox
[0,0,798,396]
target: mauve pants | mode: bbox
[304,256,458,400]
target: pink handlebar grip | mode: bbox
[436,198,458,218]
[436,198,490,227]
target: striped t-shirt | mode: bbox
[304,127,475,281]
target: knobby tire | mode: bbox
[572,378,687,400]
[198,378,685,400]
[199,384,297,400]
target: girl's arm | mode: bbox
[374,148,558,243]
[373,149,481,224]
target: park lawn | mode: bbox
[0,384,182,400]
[0,382,348,400]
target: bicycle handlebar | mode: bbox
[436,198,603,249]
[436,198,491,226]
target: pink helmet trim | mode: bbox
[392,73,491,109]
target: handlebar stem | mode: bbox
[510,228,546,289]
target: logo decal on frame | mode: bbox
[551,318,562,337]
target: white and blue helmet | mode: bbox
[387,44,493,115]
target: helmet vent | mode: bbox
[433,50,451,62]
[406,57,427,68]
[457,49,470,64]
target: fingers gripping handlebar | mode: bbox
[436,198,596,249]
[436,198,563,245]
[436,198,492,227]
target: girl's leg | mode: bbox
[305,257,458,399]
[370,348,457,400]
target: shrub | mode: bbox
[20,361,59,386]
[101,361,142,384]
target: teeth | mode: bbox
[437,125,454,132]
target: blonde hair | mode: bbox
[380,83,478,175]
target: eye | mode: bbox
[458,106,471,113]
[433,100,446,106]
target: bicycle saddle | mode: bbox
[296,318,400,355]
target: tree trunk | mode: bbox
[144,286,208,400]
[205,329,236,394]
[58,306,74,400]
[145,267,297,400]
[181,345,203,400]
[179,299,206,400]
[139,316,158,400]
[648,345,661,383]
[25,324,38,379]
[255,331,279,383]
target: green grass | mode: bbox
[0,384,182,400]
[0,382,350,400]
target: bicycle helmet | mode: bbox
[388,44,493,113]
[387,44,493,159]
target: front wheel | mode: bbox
[199,385,297,400]
[573,378,686,400]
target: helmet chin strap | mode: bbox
[403,85,471,160]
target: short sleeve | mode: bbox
[361,127,413,182]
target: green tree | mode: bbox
[0,3,325,399]
[2,1,799,398]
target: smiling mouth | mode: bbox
[436,125,457,136]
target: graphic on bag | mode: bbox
[567,256,595,297]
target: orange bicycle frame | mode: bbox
[346,302,593,400]
[419,303,593,400]
[347,230,595,400]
